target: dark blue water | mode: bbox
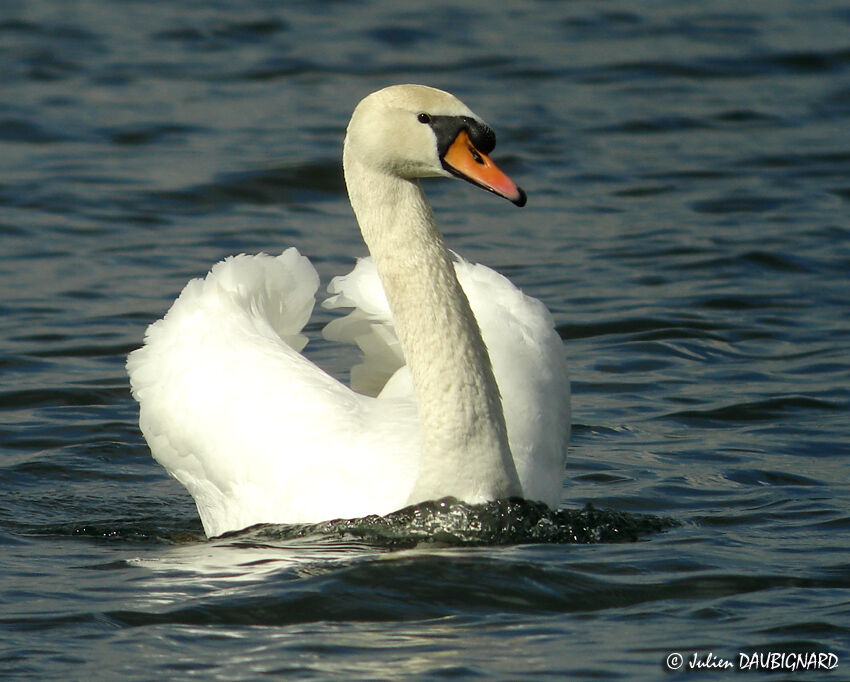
[2,1,849,679]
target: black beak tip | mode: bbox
[513,187,527,207]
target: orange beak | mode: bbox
[442,130,527,207]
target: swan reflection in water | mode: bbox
[121,496,675,595]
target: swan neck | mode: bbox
[344,155,521,503]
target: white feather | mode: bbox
[128,85,570,536]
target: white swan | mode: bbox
[127,84,570,537]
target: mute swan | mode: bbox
[128,84,570,537]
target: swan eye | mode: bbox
[417,112,432,124]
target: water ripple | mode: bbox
[2,1,849,677]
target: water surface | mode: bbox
[1,1,849,679]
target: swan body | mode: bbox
[128,85,570,537]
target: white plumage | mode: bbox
[128,85,570,537]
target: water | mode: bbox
[2,0,849,678]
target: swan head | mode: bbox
[344,84,526,206]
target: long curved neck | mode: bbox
[344,153,521,503]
